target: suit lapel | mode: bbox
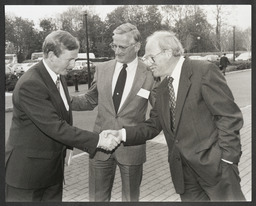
[101,60,117,113]
[37,61,70,123]
[175,58,192,131]
[118,61,147,113]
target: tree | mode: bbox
[104,5,167,56]
[170,6,214,53]
[5,16,38,62]
[241,28,251,51]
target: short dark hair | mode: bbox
[42,30,80,58]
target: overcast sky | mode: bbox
[5,5,251,30]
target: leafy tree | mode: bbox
[5,16,38,62]
[172,6,215,53]
[241,27,251,51]
[104,5,167,56]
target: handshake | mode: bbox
[97,129,125,151]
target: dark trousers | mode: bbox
[180,160,246,201]
[89,154,143,202]
[5,183,63,202]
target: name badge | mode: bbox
[137,88,150,99]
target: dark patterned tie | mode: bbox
[56,76,60,91]
[113,64,128,113]
[167,76,176,131]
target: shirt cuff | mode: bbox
[121,128,126,142]
[221,158,233,164]
[97,132,105,148]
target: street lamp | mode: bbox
[82,6,91,88]
[197,36,201,53]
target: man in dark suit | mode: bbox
[110,31,245,201]
[71,23,156,201]
[219,53,231,76]
[5,30,120,202]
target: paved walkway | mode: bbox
[62,105,251,202]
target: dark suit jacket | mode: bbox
[124,58,243,194]
[5,61,99,189]
[220,56,230,68]
[72,59,156,165]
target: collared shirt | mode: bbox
[169,56,185,100]
[112,57,138,112]
[43,59,69,111]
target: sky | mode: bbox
[5,5,251,30]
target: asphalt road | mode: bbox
[5,70,251,147]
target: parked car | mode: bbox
[5,64,12,74]
[188,55,203,60]
[202,54,219,62]
[235,52,251,61]
[11,63,25,74]
[73,60,94,70]
[65,60,96,86]
[225,53,235,60]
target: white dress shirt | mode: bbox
[167,56,185,100]
[43,60,69,111]
[112,57,138,112]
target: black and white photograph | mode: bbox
[2,1,254,204]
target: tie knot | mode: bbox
[56,76,60,84]
[122,64,128,70]
[167,76,174,83]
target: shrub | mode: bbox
[65,68,95,86]
[211,60,251,72]
[5,74,19,91]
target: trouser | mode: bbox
[222,67,227,75]
[180,159,246,201]
[89,154,143,202]
[5,182,63,202]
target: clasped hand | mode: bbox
[97,129,123,151]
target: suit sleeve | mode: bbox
[201,64,243,163]
[148,80,160,107]
[124,99,162,146]
[18,79,99,155]
[71,69,99,111]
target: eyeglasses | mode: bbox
[110,42,136,52]
[142,51,165,66]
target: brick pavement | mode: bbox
[63,105,251,202]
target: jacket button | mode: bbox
[175,140,179,143]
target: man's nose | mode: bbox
[69,60,75,69]
[115,47,122,55]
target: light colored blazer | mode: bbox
[124,58,243,193]
[72,59,156,165]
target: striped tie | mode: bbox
[167,76,176,131]
[56,76,60,91]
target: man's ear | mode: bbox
[135,42,141,52]
[165,50,173,58]
[47,51,56,62]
